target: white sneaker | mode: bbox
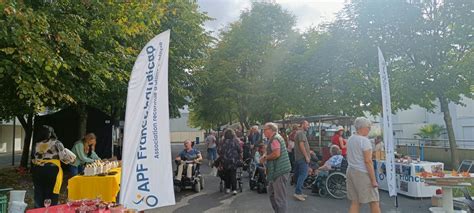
[232,190,237,195]
[225,189,231,194]
[293,194,305,201]
[301,194,308,198]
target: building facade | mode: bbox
[370,97,474,142]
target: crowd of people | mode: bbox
[173,117,381,213]
[31,116,381,213]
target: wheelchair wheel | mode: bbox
[318,188,327,197]
[303,177,313,189]
[174,185,181,193]
[194,181,201,193]
[325,172,347,199]
[249,179,256,190]
[257,182,265,194]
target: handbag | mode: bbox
[55,141,77,164]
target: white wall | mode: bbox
[0,121,25,153]
[376,97,474,142]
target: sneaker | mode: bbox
[293,194,305,201]
[232,190,237,195]
[301,194,308,198]
[225,189,231,194]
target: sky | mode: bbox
[197,0,347,35]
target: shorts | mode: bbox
[346,167,379,204]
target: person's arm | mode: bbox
[175,152,182,161]
[364,149,378,188]
[74,143,95,163]
[195,153,203,162]
[295,132,311,163]
[90,151,101,160]
[266,139,281,160]
[339,137,347,149]
[298,140,311,163]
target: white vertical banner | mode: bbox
[378,47,397,197]
[121,30,175,211]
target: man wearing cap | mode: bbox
[332,126,347,157]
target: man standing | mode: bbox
[260,122,291,213]
[205,131,217,166]
[248,125,261,149]
[293,120,311,201]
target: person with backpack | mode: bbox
[219,129,242,195]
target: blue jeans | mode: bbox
[294,159,308,195]
[207,148,217,161]
[69,165,84,176]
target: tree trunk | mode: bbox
[76,104,88,137]
[439,97,459,169]
[18,113,34,168]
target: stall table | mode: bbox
[68,168,121,202]
[375,160,443,198]
[423,175,473,213]
[26,204,111,213]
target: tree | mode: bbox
[0,1,76,168]
[415,124,446,139]
[190,2,297,129]
[327,0,473,167]
[0,0,212,168]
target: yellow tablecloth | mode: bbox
[68,168,121,202]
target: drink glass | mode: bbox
[98,203,106,213]
[44,199,51,213]
[66,199,73,210]
[96,194,102,205]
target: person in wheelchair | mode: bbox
[175,139,203,183]
[311,145,346,198]
[314,145,344,176]
[250,142,267,193]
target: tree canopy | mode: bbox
[189,1,472,167]
[0,0,212,167]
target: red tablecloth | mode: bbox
[26,204,110,213]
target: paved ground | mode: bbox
[0,144,434,212]
[0,151,22,168]
[150,144,433,213]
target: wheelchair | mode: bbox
[248,160,267,194]
[311,159,348,199]
[173,160,204,193]
[216,159,243,193]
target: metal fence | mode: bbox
[394,138,474,149]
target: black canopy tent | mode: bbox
[33,106,113,159]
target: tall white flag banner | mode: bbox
[378,47,397,197]
[121,30,175,211]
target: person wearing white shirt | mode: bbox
[346,117,381,213]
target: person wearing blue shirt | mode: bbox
[314,145,344,176]
[175,139,202,181]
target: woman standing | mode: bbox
[70,133,101,176]
[32,125,73,208]
[346,117,380,213]
[219,129,242,195]
[332,126,347,157]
